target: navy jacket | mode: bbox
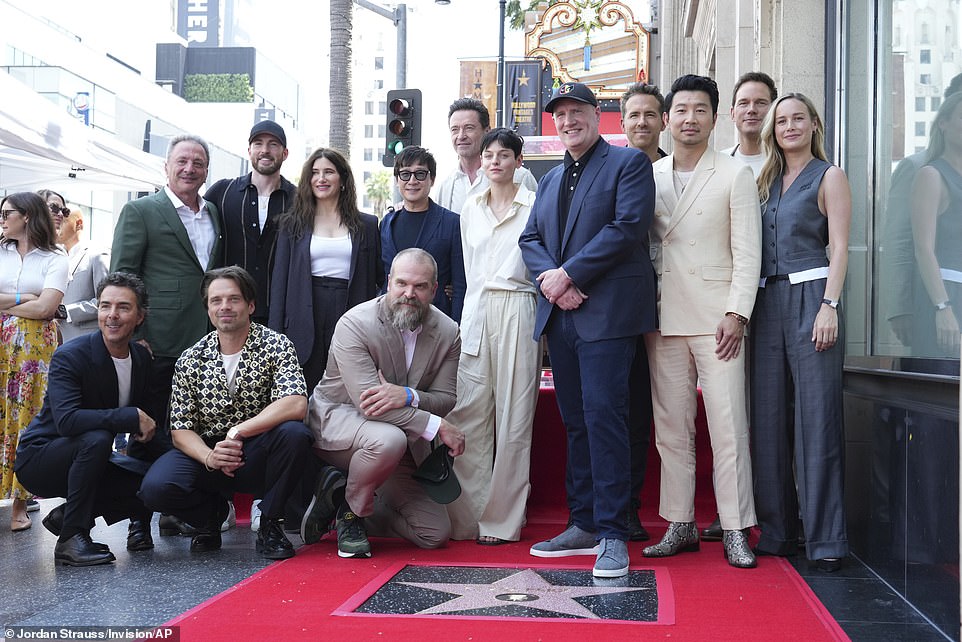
[379,199,466,322]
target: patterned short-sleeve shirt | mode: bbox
[170,322,307,439]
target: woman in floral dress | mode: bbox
[0,192,67,531]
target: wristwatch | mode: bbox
[822,298,839,309]
[226,427,244,441]
[936,301,953,311]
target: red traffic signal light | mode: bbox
[383,89,422,167]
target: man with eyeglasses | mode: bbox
[379,146,465,321]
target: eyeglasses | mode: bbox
[48,203,70,217]
[0,209,21,221]
[397,169,430,182]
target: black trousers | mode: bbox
[303,276,349,392]
[15,430,150,540]
[628,334,653,503]
[139,421,313,529]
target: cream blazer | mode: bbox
[649,149,762,336]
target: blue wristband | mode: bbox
[15,292,21,305]
[404,387,413,406]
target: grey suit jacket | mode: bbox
[60,242,110,342]
[110,189,222,358]
[307,295,460,454]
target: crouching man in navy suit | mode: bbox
[15,272,157,566]
[519,82,657,578]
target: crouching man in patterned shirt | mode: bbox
[140,266,313,560]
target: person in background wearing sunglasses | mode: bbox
[0,192,68,532]
[379,146,465,322]
[53,203,111,344]
[38,189,69,236]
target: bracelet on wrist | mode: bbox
[204,451,215,472]
[15,292,21,305]
[936,301,953,311]
[404,387,413,407]
[726,312,748,326]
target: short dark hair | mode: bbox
[731,72,777,106]
[620,83,665,116]
[480,127,524,157]
[96,272,149,313]
[394,146,437,179]
[665,74,720,115]
[448,97,490,130]
[202,266,257,306]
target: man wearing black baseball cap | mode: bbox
[520,81,657,578]
[205,121,294,326]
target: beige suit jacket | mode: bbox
[307,295,461,453]
[650,148,762,336]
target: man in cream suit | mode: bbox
[641,75,761,569]
[307,248,465,558]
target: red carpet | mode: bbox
[165,520,847,641]
[167,388,847,640]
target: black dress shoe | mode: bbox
[54,533,116,567]
[127,519,154,551]
[816,557,842,573]
[626,507,650,542]
[301,465,347,544]
[42,504,65,537]
[189,500,229,553]
[159,514,199,537]
[257,518,295,560]
[700,515,723,541]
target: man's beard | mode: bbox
[388,295,427,331]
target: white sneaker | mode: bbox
[221,501,236,532]
[250,499,262,532]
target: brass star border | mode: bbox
[333,562,676,624]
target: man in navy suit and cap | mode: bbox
[519,81,657,578]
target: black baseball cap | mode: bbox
[249,120,287,147]
[545,82,599,113]
[412,446,461,504]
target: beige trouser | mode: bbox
[645,332,757,530]
[445,291,540,541]
[319,421,450,549]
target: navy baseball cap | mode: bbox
[412,446,461,504]
[249,120,287,147]
[545,82,599,113]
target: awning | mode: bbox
[0,70,165,192]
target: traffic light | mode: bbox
[383,88,422,167]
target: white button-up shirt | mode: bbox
[458,185,537,356]
[165,186,216,268]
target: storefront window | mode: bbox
[862,0,962,366]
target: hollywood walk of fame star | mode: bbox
[398,568,650,619]
[517,71,530,87]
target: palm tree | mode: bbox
[330,0,353,157]
[505,0,557,30]
[364,170,393,218]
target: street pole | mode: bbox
[496,0,506,127]
[353,0,407,89]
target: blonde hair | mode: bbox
[757,93,828,204]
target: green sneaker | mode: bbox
[336,506,371,558]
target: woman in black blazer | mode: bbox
[270,148,383,391]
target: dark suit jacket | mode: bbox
[380,200,466,322]
[205,173,295,322]
[269,213,384,365]
[519,138,657,341]
[17,332,150,451]
[110,190,223,358]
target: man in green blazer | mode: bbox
[111,134,223,462]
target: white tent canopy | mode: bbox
[0,70,165,192]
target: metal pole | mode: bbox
[396,4,407,88]
[497,0,506,127]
